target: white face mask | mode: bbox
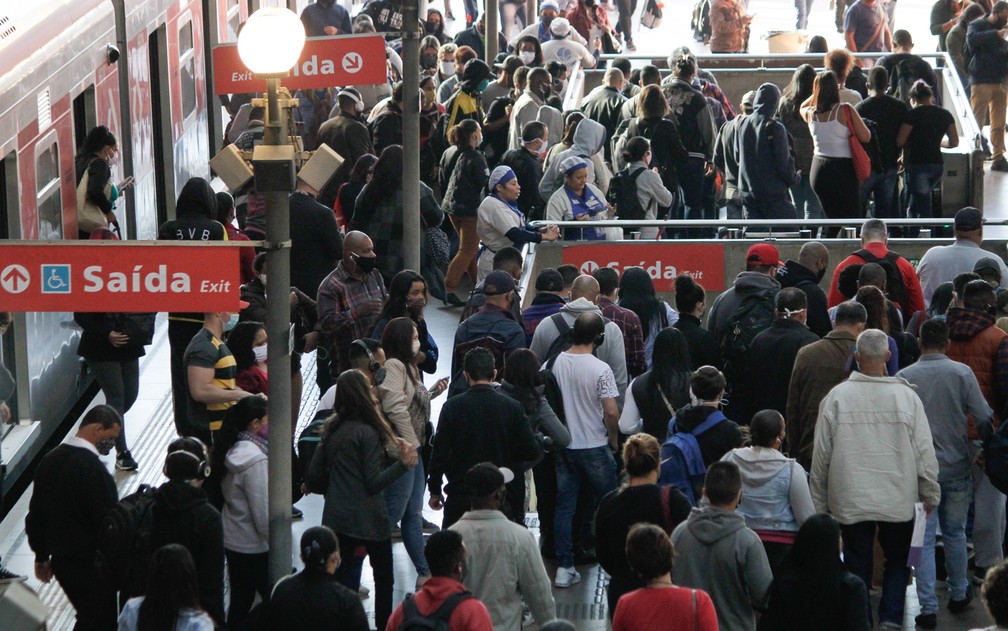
[441,61,455,76]
[254,344,268,364]
[411,340,421,356]
[519,51,536,65]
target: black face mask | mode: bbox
[584,0,597,6]
[425,21,439,33]
[319,0,335,7]
[816,266,827,283]
[421,54,438,69]
[351,253,378,274]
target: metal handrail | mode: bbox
[528,218,1008,228]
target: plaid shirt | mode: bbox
[598,297,647,378]
[317,262,386,372]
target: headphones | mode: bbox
[166,439,211,480]
[352,339,386,385]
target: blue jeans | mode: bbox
[904,163,944,219]
[861,168,899,220]
[384,461,431,577]
[791,173,824,220]
[841,519,914,627]
[554,446,618,568]
[917,474,973,614]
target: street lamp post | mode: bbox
[237,7,305,584]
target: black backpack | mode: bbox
[859,118,885,174]
[541,313,600,366]
[720,289,777,379]
[985,420,1008,496]
[297,409,331,482]
[96,484,158,597]
[887,58,925,104]
[540,353,569,427]
[607,166,649,221]
[397,591,474,631]
[691,0,711,42]
[855,249,909,322]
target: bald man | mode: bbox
[317,231,387,382]
[776,242,832,337]
[530,275,628,397]
[580,68,628,162]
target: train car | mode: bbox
[0,0,212,501]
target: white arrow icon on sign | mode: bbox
[342,52,363,74]
[1,264,30,294]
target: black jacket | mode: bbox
[258,570,369,631]
[151,480,226,626]
[776,260,832,338]
[673,313,722,370]
[289,191,344,297]
[317,113,373,207]
[500,147,546,220]
[452,26,508,60]
[370,101,404,154]
[634,116,689,191]
[25,443,117,561]
[758,565,870,631]
[74,312,147,361]
[439,145,489,217]
[740,318,819,422]
[581,86,628,160]
[428,384,541,500]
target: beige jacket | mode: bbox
[810,372,941,524]
[377,358,428,449]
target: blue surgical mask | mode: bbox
[224,313,240,332]
[478,79,491,91]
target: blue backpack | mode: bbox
[659,411,726,506]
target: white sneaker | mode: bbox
[554,566,581,588]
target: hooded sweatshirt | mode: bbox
[707,271,781,344]
[669,405,744,483]
[538,118,610,200]
[720,447,815,533]
[529,297,629,395]
[737,83,798,217]
[671,507,773,631]
[222,439,269,554]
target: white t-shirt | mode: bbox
[549,352,618,449]
[541,38,595,70]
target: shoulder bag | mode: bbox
[843,104,872,182]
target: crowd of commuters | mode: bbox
[18,0,1008,630]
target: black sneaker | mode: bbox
[115,450,138,471]
[0,565,26,584]
[445,293,465,307]
[973,566,989,585]
[991,158,1008,172]
[948,589,974,613]
[291,506,303,520]
[914,613,937,629]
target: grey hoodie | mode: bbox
[719,446,816,530]
[737,83,798,216]
[538,118,608,201]
[529,297,628,396]
[222,439,269,554]
[671,507,773,631]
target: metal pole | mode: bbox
[263,76,293,584]
[486,0,500,63]
[403,0,422,272]
[526,0,537,37]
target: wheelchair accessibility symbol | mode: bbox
[41,264,71,294]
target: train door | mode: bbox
[72,88,98,151]
[149,26,175,225]
[0,151,19,426]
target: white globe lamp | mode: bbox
[237,7,306,75]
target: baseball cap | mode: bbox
[483,270,517,296]
[540,0,560,11]
[954,206,983,232]
[974,257,1003,280]
[535,268,564,292]
[746,243,781,267]
[549,17,571,37]
[464,462,515,497]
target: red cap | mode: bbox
[746,244,781,267]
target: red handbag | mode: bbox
[843,104,872,182]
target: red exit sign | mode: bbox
[0,243,241,312]
[213,35,388,93]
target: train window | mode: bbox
[35,139,62,240]
[226,0,241,42]
[179,20,197,120]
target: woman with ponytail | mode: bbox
[259,526,369,630]
[117,544,213,631]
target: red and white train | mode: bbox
[0,0,311,501]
